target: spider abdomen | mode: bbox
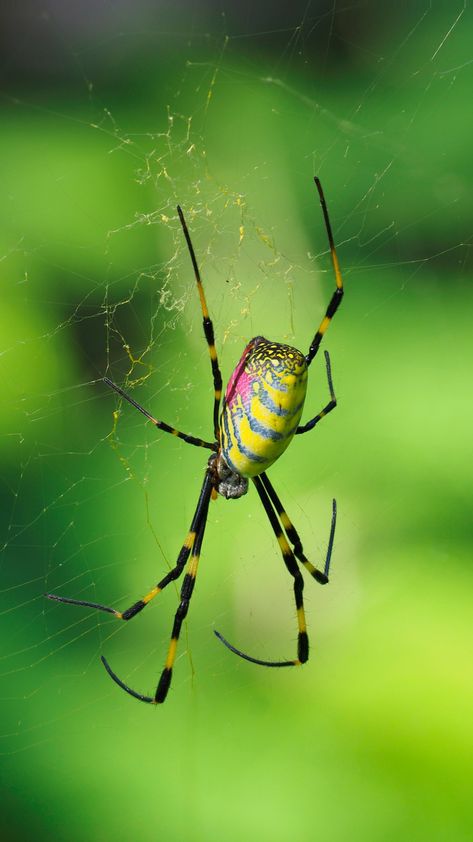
[220,336,308,478]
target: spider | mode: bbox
[46,177,343,705]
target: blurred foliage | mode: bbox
[0,3,472,841]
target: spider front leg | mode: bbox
[46,468,214,623]
[259,472,336,585]
[215,475,310,668]
[101,470,213,704]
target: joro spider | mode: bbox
[46,177,344,705]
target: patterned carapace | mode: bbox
[46,178,344,705]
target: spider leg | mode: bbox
[306,178,344,367]
[215,475,310,668]
[101,657,155,704]
[45,468,214,621]
[259,472,336,584]
[45,546,192,621]
[214,630,296,667]
[101,470,213,704]
[177,206,223,442]
[296,350,337,435]
[103,377,217,451]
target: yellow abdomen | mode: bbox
[220,336,308,478]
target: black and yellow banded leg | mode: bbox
[103,377,217,451]
[177,206,223,442]
[101,470,213,704]
[46,470,214,622]
[259,472,336,585]
[297,350,337,436]
[215,475,309,669]
[152,503,210,704]
[306,178,344,367]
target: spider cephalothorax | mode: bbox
[47,178,343,705]
[210,452,248,500]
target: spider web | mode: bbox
[0,3,472,838]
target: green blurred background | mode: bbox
[1,2,472,840]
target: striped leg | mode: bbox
[306,178,344,366]
[103,377,216,451]
[259,472,336,585]
[45,471,214,623]
[215,475,309,668]
[297,350,337,435]
[101,470,213,704]
[177,206,223,442]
